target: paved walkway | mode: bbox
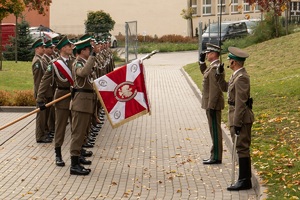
[0,51,262,199]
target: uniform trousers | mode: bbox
[71,111,92,156]
[54,108,70,147]
[206,109,223,161]
[230,124,252,158]
[35,104,48,141]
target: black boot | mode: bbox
[55,147,65,167]
[79,156,92,165]
[227,157,252,191]
[81,148,93,157]
[70,156,90,175]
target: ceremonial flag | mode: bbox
[93,59,151,128]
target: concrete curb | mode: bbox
[180,68,267,200]
[0,106,35,112]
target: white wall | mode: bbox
[50,0,188,37]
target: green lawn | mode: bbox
[0,61,33,91]
[184,32,300,199]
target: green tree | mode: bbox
[85,10,115,38]
[181,4,194,37]
[3,19,33,61]
[0,0,52,70]
[246,0,290,37]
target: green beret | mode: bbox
[32,38,45,49]
[227,47,249,61]
[74,38,91,50]
[56,35,72,50]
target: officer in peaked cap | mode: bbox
[198,43,224,165]
[216,46,254,191]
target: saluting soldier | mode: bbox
[69,38,99,175]
[199,43,224,164]
[37,36,74,167]
[32,38,52,143]
[216,47,254,191]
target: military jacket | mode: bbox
[32,54,48,99]
[37,56,73,109]
[70,55,96,114]
[200,60,224,110]
[217,68,254,127]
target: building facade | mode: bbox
[3,1,300,37]
[190,0,262,32]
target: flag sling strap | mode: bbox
[53,60,74,86]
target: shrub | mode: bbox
[14,90,36,106]
[0,90,11,106]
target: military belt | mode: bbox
[72,88,94,93]
[57,87,70,90]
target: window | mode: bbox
[203,0,212,15]
[218,0,226,14]
[191,0,198,15]
[231,0,239,13]
[244,0,250,12]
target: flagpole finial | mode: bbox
[141,50,159,61]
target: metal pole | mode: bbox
[219,0,223,63]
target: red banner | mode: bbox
[93,59,151,128]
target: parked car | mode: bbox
[201,21,248,50]
[29,25,60,41]
[239,19,261,34]
[110,35,118,48]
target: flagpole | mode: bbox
[219,0,223,63]
[140,50,159,61]
[0,93,71,131]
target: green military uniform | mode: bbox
[43,40,56,135]
[32,39,52,143]
[217,47,254,191]
[69,38,97,175]
[37,36,74,167]
[199,43,224,164]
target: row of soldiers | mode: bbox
[31,33,115,175]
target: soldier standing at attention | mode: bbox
[216,47,254,191]
[43,40,56,138]
[69,38,98,175]
[37,36,74,167]
[199,43,224,164]
[32,38,52,143]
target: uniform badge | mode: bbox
[35,63,40,68]
[47,65,52,71]
[76,63,83,68]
